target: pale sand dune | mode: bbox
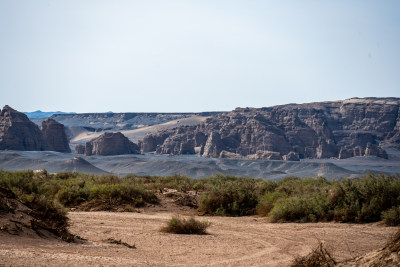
[0,211,396,266]
[71,116,209,144]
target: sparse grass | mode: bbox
[160,216,210,235]
[291,242,336,267]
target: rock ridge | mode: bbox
[139,98,400,160]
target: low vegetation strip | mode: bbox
[1,169,400,225]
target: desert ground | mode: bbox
[0,209,397,267]
[1,149,400,179]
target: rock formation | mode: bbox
[0,105,47,151]
[283,152,300,161]
[74,144,85,154]
[139,98,400,160]
[0,105,71,153]
[202,132,223,158]
[338,148,354,159]
[364,142,388,159]
[41,119,71,153]
[82,132,140,156]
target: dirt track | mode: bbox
[0,211,397,266]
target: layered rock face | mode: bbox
[140,98,400,160]
[79,132,140,156]
[0,105,47,151]
[338,143,388,159]
[41,119,71,153]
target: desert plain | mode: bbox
[0,200,398,267]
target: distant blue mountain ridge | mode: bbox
[24,110,76,118]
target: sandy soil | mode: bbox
[0,210,397,267]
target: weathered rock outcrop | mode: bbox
[140,98,400,160]
[155,134,195,155]
[41,119,71,153]
[202,132,223,158]
[219,150,243,159]
[283,152,300,161]
[0,105,47,151]
[364,142,388,159]
[338,147,354,159]
[82,132,140,156]
[247,151,283,160]
[74,144,85,154]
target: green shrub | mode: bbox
[328,175,400,223]
[55,186,89,206]
[256,191,284,216]
[89,183,158,207]
[382,206,400,226]
[198,176,259,216]
[269,196,325,223]
[160,216,210,234]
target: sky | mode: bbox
[1,0,399,113]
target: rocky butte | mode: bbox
[76,132,140,156]
[0,105,70,152]
[0,105,47,151]
[41,118,71,153]
[139,98,400,160]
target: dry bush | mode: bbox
[291,242,336,267]
[104,238,136,249]
[160,216,210,235]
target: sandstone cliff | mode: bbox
[0,105,47,151]
[41,119,71,153]
[79,132,140,156]
[140,98,400,160]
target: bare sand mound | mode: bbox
[42,156,109,174]
[338,229,400,266]
[0,152,108,174]
[0,187,71,240]
[0,210,397,266]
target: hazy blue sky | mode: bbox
[1,0,399,113]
